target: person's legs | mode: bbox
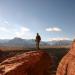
[36,42,40,50]
[36,43,37,49]
[37,42,39,50]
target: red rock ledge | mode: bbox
[0,50,51,75]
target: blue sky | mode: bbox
[0,0,75,41]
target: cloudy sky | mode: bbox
[0,0,75,41]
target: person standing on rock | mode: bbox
[35,33,41,50]
[56,39,75,75]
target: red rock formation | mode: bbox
[0,51,51,75]
[56,40,75,75]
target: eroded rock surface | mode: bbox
[0,50,51,75]
[56,49,75,75]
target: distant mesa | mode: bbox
[0,37,72,48]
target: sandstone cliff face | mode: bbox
[56,51,75,75]
[0,51,51,75]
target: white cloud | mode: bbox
[48,37,70,41]
[14,26,34,39]
[4,21,9,24]
[0,20,11,30]
[46,27,62,32]
[0,21,33,39]
[0,20,33,39]
[0,27,8,32]
[15,32,34,39]
[20,26,30,32]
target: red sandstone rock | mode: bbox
[56,40,75,75]
[0,51,51,75]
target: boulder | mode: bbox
[0,50,52,75]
